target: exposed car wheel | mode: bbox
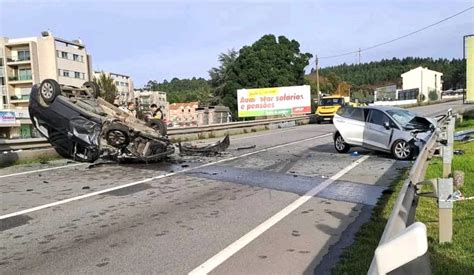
[148,119,167,136]
[105,124,130,148]
[39,79,61,106]
[334,132,350,153]
[391,140,414,160]
[315,116,321,124]
[82,81,101,98]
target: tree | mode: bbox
[220,34,312,117]
[93,72,117,104]
[143,77,212,104]
[209,49,238,103]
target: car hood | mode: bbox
[404,116,436,132]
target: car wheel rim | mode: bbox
[335,136,345,151]
[395,141,410,158]
[41,83,54,99]
[108,130,126,146]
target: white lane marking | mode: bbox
[0,133,332,220]
[189,155,370,275]
[0,163,85,179]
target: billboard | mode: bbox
[237,85,311,117]
[465,35,474,103]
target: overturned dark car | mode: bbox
[29,79,174,163]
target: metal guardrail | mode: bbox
[0,115,311,152]
[368,110,455,275]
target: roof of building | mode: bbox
[169,102,199,110]
[401,66,443,76]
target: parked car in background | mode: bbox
[332,106,436,160]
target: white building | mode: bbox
[401,66,443,102]
[93,71,134,106]
[0,32,92,138]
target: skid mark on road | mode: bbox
[189,155,369,275]
[0,133,332,221]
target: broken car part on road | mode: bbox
[179,134,230,156]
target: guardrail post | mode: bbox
[439,117,454,243]
[438,178,453,243]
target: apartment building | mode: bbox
[134,90,169,119]
[0,31,92,138]
[93,71,134,106]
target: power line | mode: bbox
[318,6,474,60]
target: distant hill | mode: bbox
[306,57,465,92]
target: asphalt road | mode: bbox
[0,101,463,274]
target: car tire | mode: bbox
[148,119,167,136]
[391,139,414,160]
[39,79,61,106]
[82,81,101,98]
[315,116,321,124]
[104,123,130,148]
[334,132,350,153]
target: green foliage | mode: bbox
[317,57,465,90]
[209,49,238,104]
[145,77,212,104]
[428,89,439,101]
[218,34,312,117]
[93,72,117,104]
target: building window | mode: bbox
[17,50,30,61]
[57,50,61,58]
[73,54,82,62]
[61,52,68,59]
[18,68,32,80]
[63,70,70,77]
[74,72,81,79]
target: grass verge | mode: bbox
[332,119,474,274]
[331,168,409,274]
[415,129,474,273]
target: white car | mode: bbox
[332,106,436,160]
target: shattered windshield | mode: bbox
[386,109,417,126]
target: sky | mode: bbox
[1,0,473,87]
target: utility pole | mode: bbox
[358,48,361,64]
[315,55,320,104]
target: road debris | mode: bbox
[179,135,230,156]
[237,145,256,150]
[454,129,474,142]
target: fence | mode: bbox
[368,110,455,274]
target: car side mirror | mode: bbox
[383,121,390,130]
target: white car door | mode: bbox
[334,107,366,145]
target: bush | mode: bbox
[428,90,439,101]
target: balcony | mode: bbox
[6,57,31,66]
[8,75,33,85]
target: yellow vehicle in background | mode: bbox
[315,95,349,123]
